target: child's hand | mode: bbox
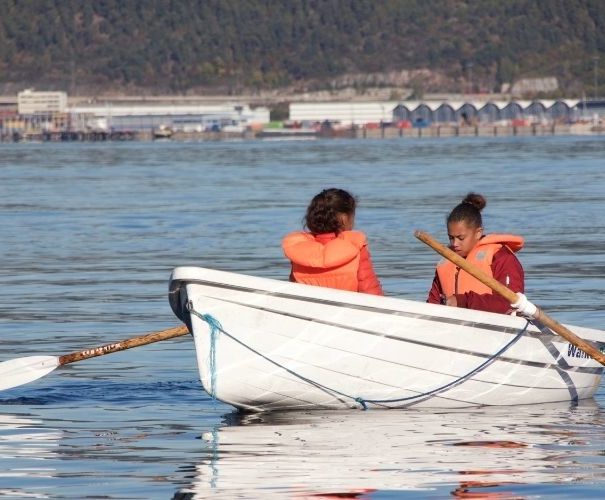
[446,295,458,307]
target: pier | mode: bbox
[358,122,587,139]
[1,122,602,143]
[7,130,141,142]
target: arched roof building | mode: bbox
[290,100,582,126]
[392,99,581,124]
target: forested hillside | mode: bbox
[0,0,603,96]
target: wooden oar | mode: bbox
[0,324,189,391]
[414,230,605,366]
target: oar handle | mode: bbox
[58,325,190,366]
[414,230,605,366]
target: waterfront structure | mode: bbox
[576,99,605,121]
[17,90,67,115]
[290,99,588,126]
[390,99,583,125]
[2,90,602,141]
[290,101,398,126]
[3,92,271,139]
[69,102,270,132]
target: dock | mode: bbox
[1,123,602,143]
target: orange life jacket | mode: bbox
[282,230,367,291]
[436,234,524,297]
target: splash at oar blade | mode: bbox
[0,356,60,391]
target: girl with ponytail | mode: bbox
[427,192,526,314]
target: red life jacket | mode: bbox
[436,234,524,296]
[282,231,367,291]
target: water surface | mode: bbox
[1,136,604,498]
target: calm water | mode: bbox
[1,136,604,499]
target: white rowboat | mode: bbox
[169,266,605,411]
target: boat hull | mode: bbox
[169,266,605,411]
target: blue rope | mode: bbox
[188,303,529,410]
[198,312,222,400]
[189,306,360,404]
[355,320,529,407]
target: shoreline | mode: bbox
[1,123,603,143]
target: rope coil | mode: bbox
[188,302,530,410]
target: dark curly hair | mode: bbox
[304,188,356,234]
[446,192,486,229]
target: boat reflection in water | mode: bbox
[174,401,605,499]
[0,415,61,497]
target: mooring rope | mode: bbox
[206,314,221,400]
[187,301,530,410]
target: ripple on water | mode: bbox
[1,137,605,498]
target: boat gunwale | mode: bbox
[186,292,603,375]
[169,266,605,339]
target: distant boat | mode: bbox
[317,120,357,138]
[169,266,605,412]
[153,126,173,139]
[221,124,246,133]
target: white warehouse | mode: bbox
[290,100,585,126]
[290,101,398,126]
[69,103,270,131]
[18,89,68,115]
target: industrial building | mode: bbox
[70,102,270,132]
[17,89,67,115]
[3,90,270,136]
[290,101,398,126]
[290,99,594,126]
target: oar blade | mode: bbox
[0,356,60,391]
